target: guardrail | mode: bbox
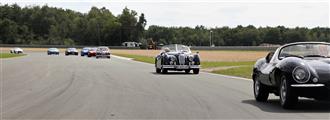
[190,46,278,51]
[0,44,140,49]
[0,44,278,51]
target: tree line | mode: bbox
[0,4,146,46]
[146,25,330,46]
[0,4,329,46]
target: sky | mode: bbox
[0,0,329,28]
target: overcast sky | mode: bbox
[1,0,329,28]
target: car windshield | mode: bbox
[279,43,330,58]
[49,48,57,50]
[162,44,191,53]
[98,47,109,51]
[83,48,90,50]
[90,48,97,51]
[68,48,76,51]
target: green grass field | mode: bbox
[212,66,253,79]
[113,53,255,79]
[112,53,155,64]
[0,53,26,58]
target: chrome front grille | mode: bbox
[178,54,186,65]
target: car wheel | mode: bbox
[156,68,161,73]
[185,69,190,74]
[253,79,269,102]
[280,75,298,109]
[162,68,168,74]
[193,69,199,74]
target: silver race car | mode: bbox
[96,46,111,59]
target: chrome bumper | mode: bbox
[162,65,200,69]
[291,84,325,87]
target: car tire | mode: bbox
[253,79,269,102]
[162,68,168,74]
[96,56,99,59]
[280,75,298,109]
[193,69,199,74]
[185,69,190,74]
[156,68,161,73]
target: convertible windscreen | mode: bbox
[279,44,330,58]
[162,44,191,52]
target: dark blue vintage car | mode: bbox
[253,42,330,109]
[80,47,91,56]
[155,44,200,74]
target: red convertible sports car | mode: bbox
[87,47,97,57]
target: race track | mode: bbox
[1,52,330,119]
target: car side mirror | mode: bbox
[265,52,274,63]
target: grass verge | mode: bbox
[0,53,26,58]
[202,61,255,68]
[112,53,155,64]
[113,53,254,79]
[211,66,253,79]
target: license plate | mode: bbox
[177,65,188,69]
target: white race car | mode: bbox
[10,47,24,54]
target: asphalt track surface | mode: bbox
[1,52,330,119]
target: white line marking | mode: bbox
[111,55,133,61]
[202,72,252,81]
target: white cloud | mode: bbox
[1,0,329,28]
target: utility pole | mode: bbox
[97,23,101,46]
[209,30,213,47]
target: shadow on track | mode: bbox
[242,99,330,113]
[150,72,197,75]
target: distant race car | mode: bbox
[65,48,78,56]
[47,48,60,55]
[10,47,23,54]
[80,47,91,56]
[155,44,200,74]
[253,42,330,109]
[88,48,97,57]
[96,46,111,59]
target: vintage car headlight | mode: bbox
[170,56,176,61]
[292,66,310,83]
[169,56,176,65]
[188,55,194,62]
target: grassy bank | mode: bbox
[0,53,26,58]
[112,53,155,64]
[113,53,255,79]
[211,66,253,79]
